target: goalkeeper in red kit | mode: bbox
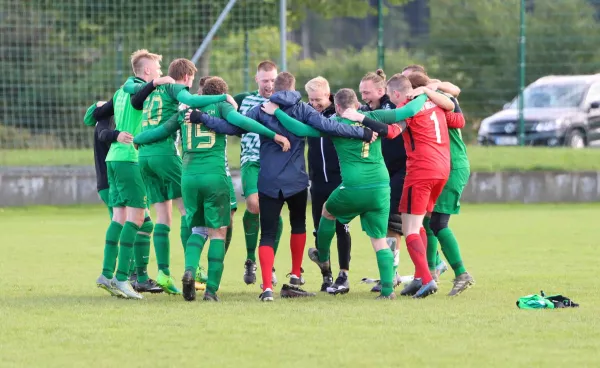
[382,74,464,298]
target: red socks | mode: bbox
[419,226,427,248]
[290,233,306,277]
[258,245,274,291]
[405,233,432,284]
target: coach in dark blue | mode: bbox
[245,71,373,301]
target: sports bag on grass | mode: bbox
[516,291,579,309]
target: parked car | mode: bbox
[477,74,600,148]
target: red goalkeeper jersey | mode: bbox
[401,98,455,181]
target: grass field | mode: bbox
[1,203,599,367]
[2,145,600,171]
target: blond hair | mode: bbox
[333,88,359,110]
[130,49,162,76]
[386,73,412,93]
[361,69,387,89]
[402,64,427,75]
[167,58,197,80]
[305,76,330,95]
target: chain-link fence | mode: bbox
[1,0,599,165]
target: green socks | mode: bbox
[423,217,439,269]
[437,228,466,277]
[180,216,191,252]
[316,216,335,262]
[115,221,139,282]
[206,239,226,294]
[133,233,151,282]
[376,248,395,297]
[102,221,123,279]
[154,224,171,276]
[225,225,233,254]
[386,237,399,274]
[243,210,259,262]
[274,216,283,255]
[134,220,154,282]
[185,234,208,277]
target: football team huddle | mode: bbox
[84,49,474,302]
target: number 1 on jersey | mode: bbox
[430,111,442,144]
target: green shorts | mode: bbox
[182,173,231,229]
[434,167,470,215]
[98,188,113,219]
[227,175,237,211]
[326,185,390,239]
[241,161,259,197]
[107,161,148,209]
[139,155,183,205]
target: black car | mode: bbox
[478,75,600,148]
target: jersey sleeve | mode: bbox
[97,119,120,143]
[189,109,246,136]
[223,107,277,139]
[83,103,97,127]
[274,109,322,137]
[133,113,180,145]
[130,82,158,110]
[92,99,114,121]
[302,104,366,140]
[176,89,227,108]
[445,111,465,129]
[365,95,427,124]
[123,79,144,95]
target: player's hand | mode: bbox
[261,101,279,116]
[341,108,364,122]
[274,134,291,152]
[96,101,107,107]
[153,76,176,86]
[225,94,239,111]
[117,132,134,144]
[370,130,379,143]
[406,87,428,100]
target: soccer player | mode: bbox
[236,61,284,286]
[384,73,462,298]
[264,88,429,299]
[197,72,373,301]
[304,76,351,293]
[134,76,290,301]
[126,59,237,294]
[357,69,404,293]
[92,49,175,299]
[405,70,475,296]
[401,65,461,98]
[84,103,131,219]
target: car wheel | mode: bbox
[565,129,586,149]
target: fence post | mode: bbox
[244,30,250,92]
[518,0,526,146]
[377,0,384,70]
[279,0,287,71]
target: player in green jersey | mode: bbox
[134,76,290,302]
[127,59,236,295]
[404,68,475,296]
[261,89,429,299]
[91,49,176,299]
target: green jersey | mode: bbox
[106,85,143,162]
[238,92,265,165]
[330,116,389,189]
[181,101,236,176]
[139,84,188,157]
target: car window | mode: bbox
[584,83,600,105]
[510,82,587,109]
